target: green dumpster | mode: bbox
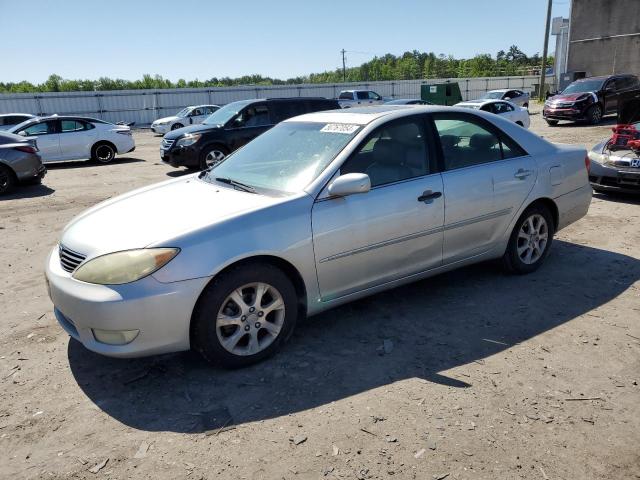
[420,82,462,105]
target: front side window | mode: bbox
[341,118,429,187]
[432,113,527,170]
[231,105,271,128]
[356,91,369,100]
[21,121,53,136]
[368,91,381,100]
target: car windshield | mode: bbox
[202,121,361,193]
[202,101,251,126]
[175,107,191,118]
[562,79,605,94]
[481,91,503,99]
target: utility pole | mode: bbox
[341,49,346,83]
[539,0,553,101]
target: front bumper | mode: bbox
[161,145,200,168]
[45,247,211,358]
[151,124,170,134]
[589,160,640,193]
[543,106,588,121]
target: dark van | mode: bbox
[160,97,340,170]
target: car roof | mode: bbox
[487,89,510,93]
[287,105,467,125]
[0,113,35,117]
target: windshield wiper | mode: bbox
[214,177,257,194]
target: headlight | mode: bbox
[72,248,179,285]
[175,133,202,147]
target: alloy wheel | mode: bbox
[516,213,549,265]
[216,282,285,356]
[95,145,115,163]
[205,149,226,167]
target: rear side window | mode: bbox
[338,92,353,100]
[431,113,527,170]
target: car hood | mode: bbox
[548,92,594,103]
[60,175,281,258]
[153,116,180,125]
[163,123,220,139]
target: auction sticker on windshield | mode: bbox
[320,123,360,134]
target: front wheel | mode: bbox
[502,204,555,274]
[587,104,602,125]
[545,119,559,126]
[171,123,183,130]
[191,263,298,368]
[199,145,228,170]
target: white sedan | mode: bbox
[10,116,135,164]
[455,99,530,128]
[151,105,220,134]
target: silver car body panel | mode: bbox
[46,105,591,357]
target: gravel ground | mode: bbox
[1,105,639,480]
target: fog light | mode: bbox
[92,328,140,345]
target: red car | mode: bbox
[543,74,640,126]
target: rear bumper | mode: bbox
[555,183,592,231]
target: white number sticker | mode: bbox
[321,123,359,134]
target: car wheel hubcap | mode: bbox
[517,214,548,265]
[205,150,225,167]
[96,146,114,162]
[216,282,285,356]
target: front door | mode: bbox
[225,103,273,152]
[431,112,536,263]
[17,120,60,162]
[312,116,444,300]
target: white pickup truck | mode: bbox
[337,90,384,108]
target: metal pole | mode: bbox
[341,49,346,82]
[539,0,553,101]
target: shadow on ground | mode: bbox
[45,157,145,169]
[593,191,640,205]
[68,240,640,433]
[551,116,618,128]
[2,183,55,199]
[165,169,194,178]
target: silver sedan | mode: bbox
[45,106,592,367]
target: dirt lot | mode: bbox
[1,105,639,480]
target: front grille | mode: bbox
[161,139,174,149]
[59,245,86,273]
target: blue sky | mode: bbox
[0,0,570,83]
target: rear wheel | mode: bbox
[191,263,298,368]
[0,164,16,195]
[545,119,559,126]
[502,204,554,274]
[523,102,529,109]
[587,104,602,125]
[171,123,183,130]
[91,142,116,163]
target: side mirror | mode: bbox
[327,173,371,197]
[18,130,27,136]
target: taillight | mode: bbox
[585,155,591,172]
[14,145,38,154]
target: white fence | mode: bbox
[0,76,553,126]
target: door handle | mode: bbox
[514,168,533,179]
[417,190,442,203]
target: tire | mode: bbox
[0,164,17,195]
[199,145,228,170]
[191,263,298,368]
[587,104,602,125]
[545,119,559,126]
[502,204,555,275]
[523,102,529,109]
[91,142,116,163]
[171,123,183,130]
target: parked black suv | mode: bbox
[161,97,340,169]
[543,74,640,125]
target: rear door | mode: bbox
[312,115,444,299]
[430,112,536,264]
[58,119,97,160]
[16,120,61,162]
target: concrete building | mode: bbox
[567,0,640,77]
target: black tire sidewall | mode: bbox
[503,205,555,274]
[172,123,183,130]
[546,120,558,126]
[92,143,115,163]
[0,164,16,195]
[588,105,602,124]
[192,263,298,368]
[199,144,228,170]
